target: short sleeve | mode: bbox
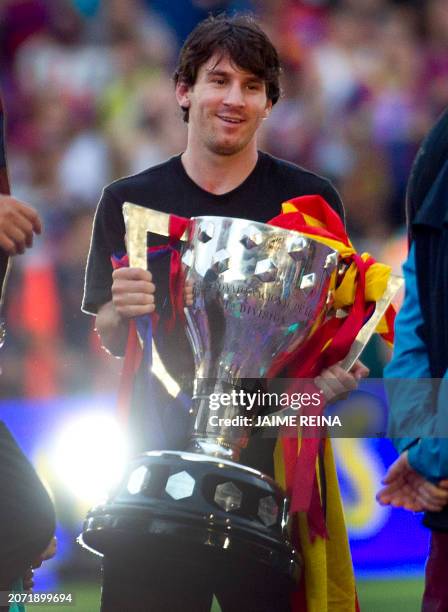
[82,186,126,314]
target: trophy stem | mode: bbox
[187,436,242,462]
[186,379,253,462]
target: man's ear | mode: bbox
[175,81,191,110]
[263,100,273,119]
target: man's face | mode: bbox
[176,53,272,157]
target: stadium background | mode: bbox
[2,0,447,609]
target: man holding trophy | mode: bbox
[82,14,369,612]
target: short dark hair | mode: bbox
[173,14,281,122]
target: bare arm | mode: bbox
[0,195,42,254]
[95,300,130,357]
[95,267,156,357]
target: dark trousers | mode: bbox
[100,555,292,612]
[422,531,448,612]
[0,422,55,590]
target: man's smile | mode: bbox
[216,114,245,124]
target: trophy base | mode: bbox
[80,450,300,585]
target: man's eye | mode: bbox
[247,83,262,91]
[212,78,225,85]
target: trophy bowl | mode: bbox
[181,216,338,460]
[80,209,340,592]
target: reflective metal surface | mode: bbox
[80,450,300,585]
[83,207,307,587]
[181,216,338,459]
[339,273,404,371]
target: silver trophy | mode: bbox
[80,204,342,589]
[181,214,338,459]
[80,204,400,591]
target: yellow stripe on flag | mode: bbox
[302,213,326,228]
[273,439,358,612]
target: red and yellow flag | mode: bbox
[269,195,395,379]
[269,195,396,612]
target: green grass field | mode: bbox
[34,578,424,612]
[357,578,423,611]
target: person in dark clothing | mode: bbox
[378,108,448,611]
[0,194,55,609]
[0,422,56,596]
[83,14,367,612]
[83,15,364,458]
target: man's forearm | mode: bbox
[95,301,129,357]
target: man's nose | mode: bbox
[223,82,245,107]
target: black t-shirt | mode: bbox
[83,151,343,314]
[83,151,343,461]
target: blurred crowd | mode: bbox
[0,0,447,399]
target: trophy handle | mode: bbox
[123,202,188,269]
[339,273,404,371]
[123,202,189,398]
